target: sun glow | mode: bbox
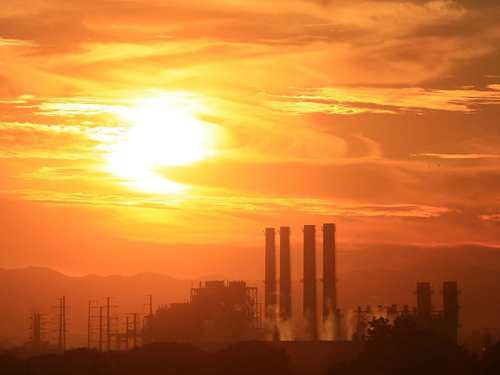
[108,97,218,193]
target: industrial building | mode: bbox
[146,280,263,343]
[353,281,460,344]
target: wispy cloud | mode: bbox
[331,0,467,32]
[267,100,395,115]
[412,153,500,159]
[480,214,500,222]
[267,85,500,115]
[11,189,449,218]
[14,167,117,181]
[0,38,35,47]
[34,102,115,116]
[0,120,128,159]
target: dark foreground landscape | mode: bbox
[3,316,500,375]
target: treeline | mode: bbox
[330,315,500,375]
[4,320,500,375]
[0,341,291,375]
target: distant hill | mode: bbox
[0,260,499,348]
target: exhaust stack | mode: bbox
[279,227,292,323]
[303,225,318,341]
[323,223,340,339]
[265,228,277,325]
[443,282,459,344]
[416,282,432,331]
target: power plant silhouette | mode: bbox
[19,223,460,353]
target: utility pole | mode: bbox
[52,298,63,350]
[35,313,41,349]
[144,295,153,344]
[133,314,138,348]
[99,306,103,352]
[125,316,130,351]
[59,298,63,349]
[104,297,117,351]
[146,295,153,317]
[62,295,67,350]
[88,300,98,348]
[90,305,103,350]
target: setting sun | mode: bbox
[107,97,219,193]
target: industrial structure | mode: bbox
[279,227,292,324]
[264,228,277,333]
[146,280,262,343]
[303,225,318,340]
[353,281,460,344]
[322,223,341,340]
[15,224,463,351]
[264,223,342,341]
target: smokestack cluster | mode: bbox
[415,281,460,344]
[264,223,341,341]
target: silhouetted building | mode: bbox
[149,281,263,342]
[353,282,460,344]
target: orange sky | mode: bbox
[1,0,500,279]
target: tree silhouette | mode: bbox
[0,342,291,375]
[482,341,500,375]
[330,315,479,375]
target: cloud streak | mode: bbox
[267,85,500,115]
[10,189,450,219]
[412,153,500,159]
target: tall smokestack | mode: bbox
[265,228,277,325]
[416,282,432,330]
[443,282,459,344]
[303,225,318,341]
[323,223,340,340]
[279,227,292,323]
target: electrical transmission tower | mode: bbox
[29,308,46,351]
[127,313,140,348]
[87,300,98,349]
